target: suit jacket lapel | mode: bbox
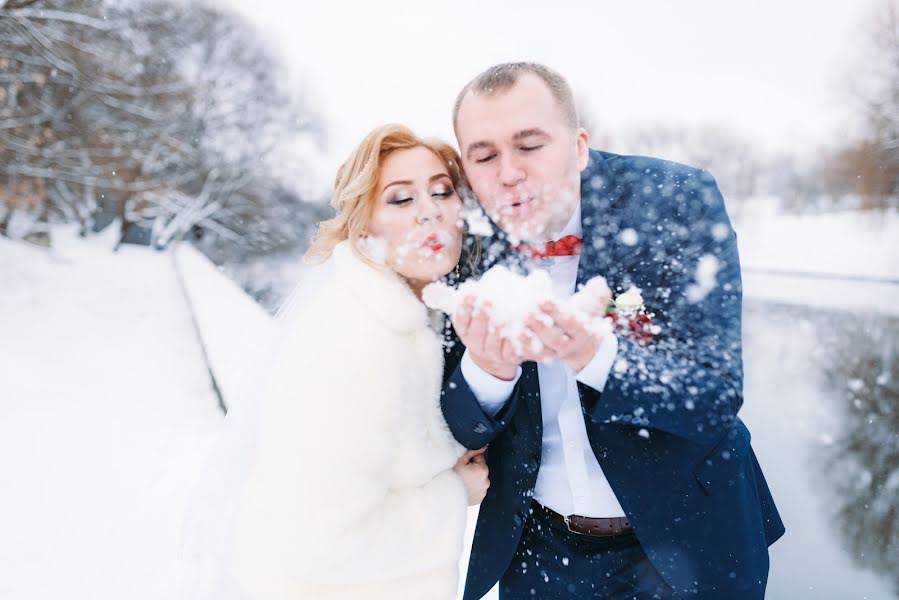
[577,150,624,288]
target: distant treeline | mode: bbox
[582,1,899,215]
[2,0,896,261]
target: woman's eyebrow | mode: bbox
[382,179,413,191]
[382,173,450,191]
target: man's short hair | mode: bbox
[452,62,580,131]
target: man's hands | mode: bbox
[522,301,602,372]
[453,295,608,376]
[453,296,523,380]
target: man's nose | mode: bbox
[498,153,525,187]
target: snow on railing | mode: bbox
[170,241,271,413]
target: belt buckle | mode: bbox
[563,514,578,535]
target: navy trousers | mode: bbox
[499,501,679,600]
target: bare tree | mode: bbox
[1,0,322,254]
[824,0,899,210]
[864,1,899,163]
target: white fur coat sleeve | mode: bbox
[230,244,467,596]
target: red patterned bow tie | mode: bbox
[512,234,583,259]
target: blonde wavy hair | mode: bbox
[304,124,467,265]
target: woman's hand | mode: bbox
[453,447,490,506]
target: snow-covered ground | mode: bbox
[0,227,226,600]
[1,210,896,599]
[737,209,899,315]
[738,209,898,280]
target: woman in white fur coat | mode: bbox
[226,124,490,600]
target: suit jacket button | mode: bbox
[512,514,523,527]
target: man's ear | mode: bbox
[575,127,590,171]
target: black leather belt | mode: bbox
[532,499,635,538]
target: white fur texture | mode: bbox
[229,241,467,600]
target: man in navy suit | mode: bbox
[441,62,784,599]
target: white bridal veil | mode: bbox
[176,258,336,600]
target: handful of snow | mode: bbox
[422,265,615,352]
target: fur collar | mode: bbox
[332,240,429,334]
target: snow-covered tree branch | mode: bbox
[1,0,325,256]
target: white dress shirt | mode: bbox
[460,204,627,518]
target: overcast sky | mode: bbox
[217,0,881,193]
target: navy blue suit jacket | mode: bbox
[441,150,785,599]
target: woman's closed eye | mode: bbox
[387,197,413,206]
[431,187,456,199]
